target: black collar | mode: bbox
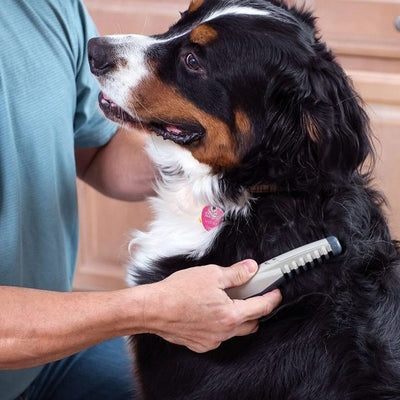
[249,184,281,195]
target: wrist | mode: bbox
[111,284,163,336]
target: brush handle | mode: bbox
[226,236,341,300]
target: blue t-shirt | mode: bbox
[0,0,117,398]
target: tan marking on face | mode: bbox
[235,110,251,134]
[130,77,240,171]
[190,24,218,46]
[234,109,253,155]
[304,113,320,142]
[188,0,204,13]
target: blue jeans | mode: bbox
[19,338,136,400]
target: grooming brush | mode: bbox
[226,236,342,300]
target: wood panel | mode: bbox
[84,0,188,35]
[349,70,400,106]
[314,0,400,58]
[368,104,400,237]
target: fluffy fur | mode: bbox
[89,0,400,398]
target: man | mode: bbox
[0,1,282,399]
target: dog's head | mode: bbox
[89,0,372,190]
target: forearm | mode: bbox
[0,262,282,369]
[77,128,156,201]
[0,286,147,370]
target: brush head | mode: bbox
[226,236,342,299]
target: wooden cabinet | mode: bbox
[74,0,400,290]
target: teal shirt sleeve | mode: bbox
[72,0,117,148]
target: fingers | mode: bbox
[218,260,259,289]
[231,320,259,338]
[192,321,260,353]
[237,289,282,320]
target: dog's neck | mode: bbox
[146,137,254,215]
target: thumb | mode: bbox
[219,260,259,289]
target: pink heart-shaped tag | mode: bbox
[201,206,224,231]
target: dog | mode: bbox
[88,0,400,398]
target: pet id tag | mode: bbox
[201,206,224,231]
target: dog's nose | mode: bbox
[88,38,117,76]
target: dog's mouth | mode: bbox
[99,92,205,145]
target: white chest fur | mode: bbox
[127,137,226,286]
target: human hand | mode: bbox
[142,260,282,353]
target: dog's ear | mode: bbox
[302,55,373,177]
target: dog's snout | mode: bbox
[88,38,117,76]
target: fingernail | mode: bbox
[242,259,258,274]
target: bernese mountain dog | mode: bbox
[88,0,400,398]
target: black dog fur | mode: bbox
[123,1,400,398]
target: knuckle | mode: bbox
[260,299,275,316]
[264,303,273,315]
[222,314,235,328]
[208,265,224,280]
[215,265,225,277]
[219,331,231,342]
[200,339,221,352]
[265,298,278,314]
[223,312,241,329]
[210,341,222,351]
[251,322,260,334]
[223,330,235,341]
[198,346,209,354]
[234,267,246,282]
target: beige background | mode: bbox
[74,0,400,290]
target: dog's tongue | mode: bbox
[166,125,182,135]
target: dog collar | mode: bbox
[198,185,281,231]
[249,184,280,195]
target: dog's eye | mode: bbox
[185,53,201,71]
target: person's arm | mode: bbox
[0,260,281,370]
[75,128,156,201]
